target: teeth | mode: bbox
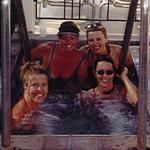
[36,94,43,96]
[67,45,71,48]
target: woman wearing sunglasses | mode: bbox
[80,55,138,105]
[80,23,138,89]
[74,55,138,134]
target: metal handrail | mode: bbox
[39,0,85,7]
[1,0,11,148]
[137,0,149,148]
[112,0,140,8]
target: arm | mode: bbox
[31,42,53,61]
[123,47,139,86]
[31,42,55,67]
[120,67,138,105]
[12,98,27,125]
[78,55,89,79]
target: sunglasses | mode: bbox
[96,69,114,75]
[85,23,103,31]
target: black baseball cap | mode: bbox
[58,21,80,36]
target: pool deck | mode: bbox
[1,135,150,150]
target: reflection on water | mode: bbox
[95,100,137,134]
[9,44,141,135]
[12,94,140,135]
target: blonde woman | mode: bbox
[12,62,48,126]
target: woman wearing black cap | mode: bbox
[31,21,88,94]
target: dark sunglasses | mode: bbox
[96,69,114,75]
[85,23,103,31]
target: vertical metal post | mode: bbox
[137,0,149,149]
[118,0,139,73]
[1,0,11,147]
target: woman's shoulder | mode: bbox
[12,97,26,121]
[79,89,95,99]
[108,44,121,53]
[79,45,90,54]
[33,41,58,51]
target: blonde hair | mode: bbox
[20,62,48,83]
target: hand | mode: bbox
[120,67,128,80]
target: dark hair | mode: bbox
[93,55,116,72]
[58,21,80,36]
[20,62,48,83]
[85,23,107,39]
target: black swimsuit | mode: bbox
[47,43,87,95]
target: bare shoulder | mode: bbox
[109,44,132,53]
[109,44,121,52]
[12,99,25,120]
[12,100,24,113]
[33,41,56,50]
[79,44,90,54]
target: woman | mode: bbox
[80,55,138,104]
[80,23,138,88]
[31,21,88,94]
[12,62,48,127]
[75,55,138,134]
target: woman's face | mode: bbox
[24,74,48,104]
[87,31,107,54]
[95,61,114,92]
[59,33,79,51]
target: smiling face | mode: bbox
[95,61,114,92]
[24,74,48,104]
[59,33,79,51]
[87,31,107,54]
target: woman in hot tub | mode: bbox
[74,55,138,134]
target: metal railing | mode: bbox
[35,0,140,21]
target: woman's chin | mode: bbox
[33,96,44,104]
[100,83,110,88]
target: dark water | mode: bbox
[94,100,137,134]
[10,46,147,135]
[12,93,140,135]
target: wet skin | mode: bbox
[12,74,48,124]
[88,31,107,55]
[59,33,79,52]
[95,61,114,93]
[24,74,48,104]
[86,30,133,69]
[31,33,88,79]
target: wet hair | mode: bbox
[85,23,107,39]
[58,21,80,36]
[20,62,48,84]
[93,55,116,72]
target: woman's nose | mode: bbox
[37,86,43,90]
[102,73,108,77]
[93,39,99,45]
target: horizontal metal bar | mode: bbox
[35,16,140,22]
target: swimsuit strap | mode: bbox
[105,44,111,55]
[46,42,56,76]
[73,54,87,77]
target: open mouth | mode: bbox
[100,79,112,87]
[66,45,72,48]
